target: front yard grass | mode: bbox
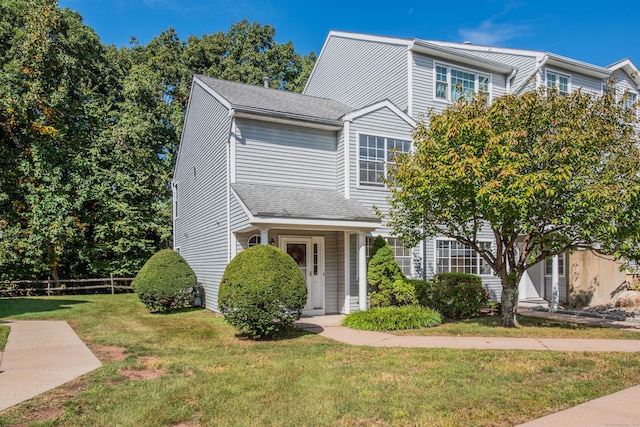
[0,294,639,426]
[0,325,9,351]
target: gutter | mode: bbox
[513,54,549,95]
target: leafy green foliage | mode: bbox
[386,88,640,326]
[342,306,442,331]
[369,235,388,260]
[432,273,489,319]
[0,325,9,351]
[132,249,197,313]
[367,243,406,307]
[0,2,314,282]
[218,245,307,339]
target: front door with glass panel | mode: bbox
[280,236,325,315]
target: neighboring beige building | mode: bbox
[568,251,637,307]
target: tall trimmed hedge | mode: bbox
[367,241,411,307]
[218,245,307,339]
[132,249,197,313]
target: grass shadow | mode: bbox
[0,297,91,319]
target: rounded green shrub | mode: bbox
[432,272,490,319]
[342,306,442,331]
[367,242,406,307]
[218,245,307,339]
[132,249,197,313]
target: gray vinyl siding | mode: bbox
[455,51,538,95]
[173,82,231,312]
[411,52,510,119]
[543,66,603,95]
[348,107,414,235]
[230,193,250,232]
[337,232,346,313]
[336,129,346,195]
[234,119,337,189]
[304,35,409,110]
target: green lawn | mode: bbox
[0,325,9,351]
[0,295,639,426]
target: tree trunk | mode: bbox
[501,285,520,328]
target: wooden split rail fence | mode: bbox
[0,274,134,296]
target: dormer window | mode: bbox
[435,63,491,104]
[546,71,570,95]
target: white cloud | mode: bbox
[458,19,531,46]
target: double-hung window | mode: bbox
[435,64,491,103]
[436,240,492,275]
[623,91,637,112]
[546,71,570,95]
[359,134,411,186]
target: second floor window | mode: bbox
[435,64,491,103]
[359,134,411,186]
[623,91,637,111]
[546,71,570,95]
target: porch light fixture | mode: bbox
[269,238,276,246]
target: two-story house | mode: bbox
[173,31,640,314]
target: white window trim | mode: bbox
[434,238,493,277]
[356,131,412,189]
[545,253,566,277]
[623,90,638,111]
[545,68,571,94]
[433,61,492,103]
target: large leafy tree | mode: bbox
[0,0,112,281]
[386,88,640,327]
[0,1,314,280]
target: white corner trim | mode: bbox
[407,49,413,117]
[193,76,232,110]
[343,121,351,199]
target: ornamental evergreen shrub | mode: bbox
[132,249,197,313]
[367,243,406,307]
[218,245,307,339]
[369,235,388,260]
[342,306,442,331]
[432,272,490,319]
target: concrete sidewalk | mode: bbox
[0,320,102,411]
[296,314,640,352]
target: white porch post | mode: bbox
[358,232,367,311]
[260,228,269,245]
[551,254,560,310]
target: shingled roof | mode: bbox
[195,75,354,125]
[232,183,379,223]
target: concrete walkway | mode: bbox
[0,320,102,411]
[296,312,640,426]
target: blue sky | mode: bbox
[59,0,639,67]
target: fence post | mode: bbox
[47,276,51,296]
[110,273,114,295]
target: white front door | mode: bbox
[280,236,325,315]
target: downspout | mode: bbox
[226,109,236,264]
[506,68,517,94]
